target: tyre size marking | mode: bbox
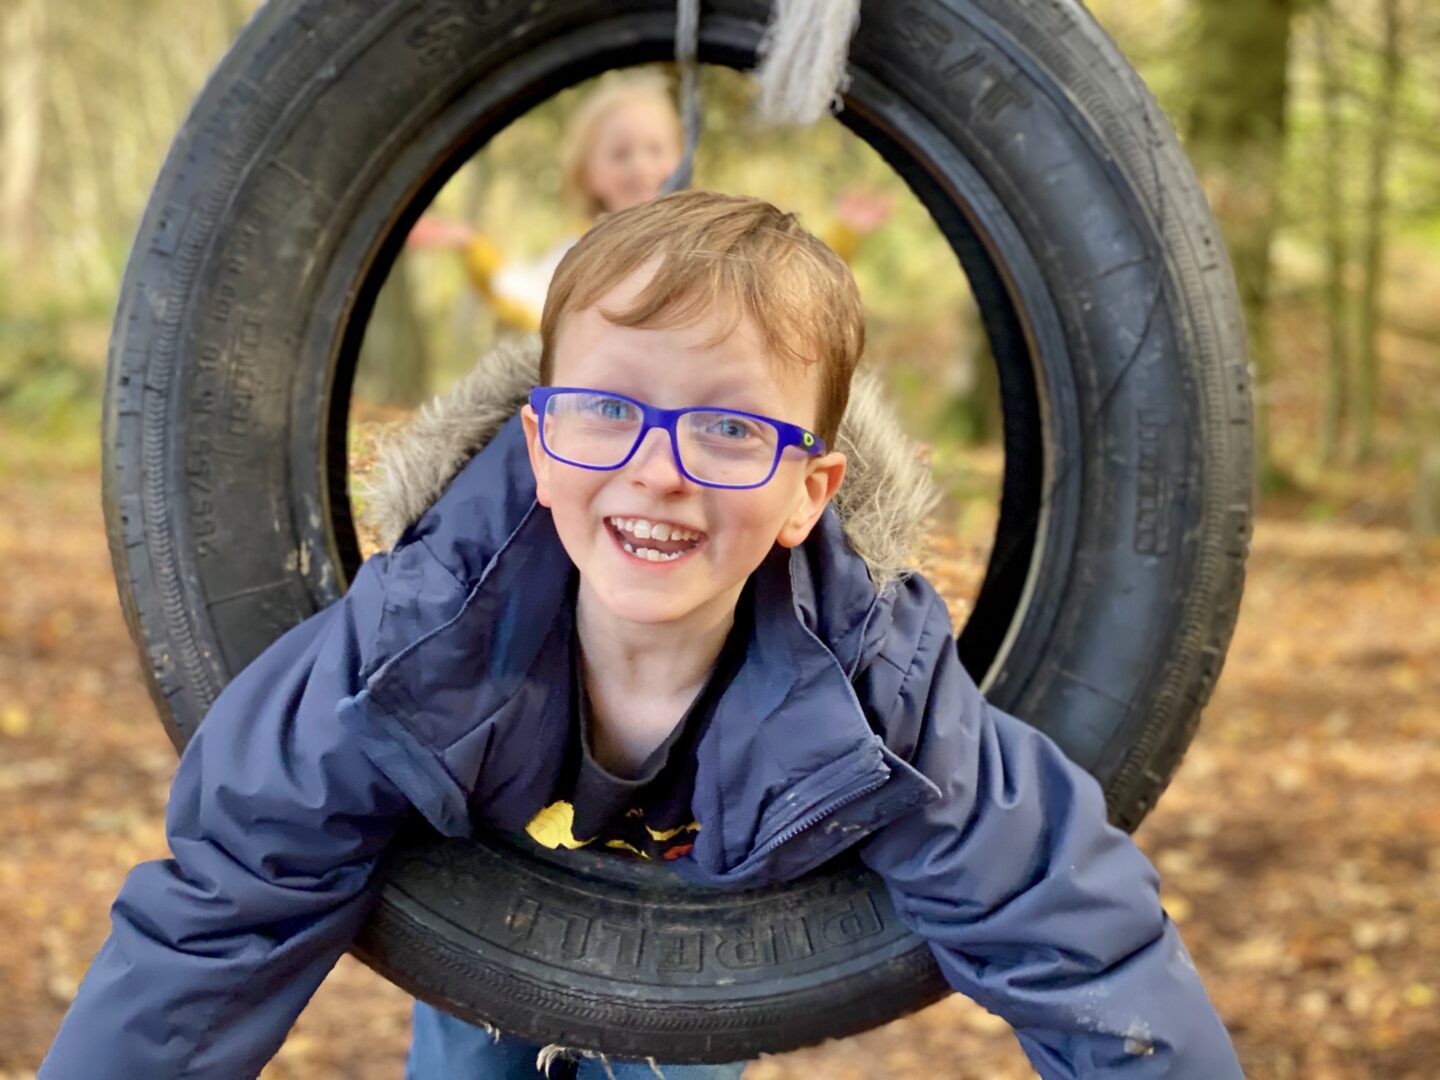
[223,314,263,441]
[223,219,259,279]
[188,155,322,562]
[1134,408,1172,556]
[186,312,260,560]
[187,306,258,558]
[497,891,884,976]
[895,7,1033,122]
[186,435,219,559]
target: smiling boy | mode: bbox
[41,191,1243,1080]
[518,209,848,785]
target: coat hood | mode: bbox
[357,332,937,591]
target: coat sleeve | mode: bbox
[39,553,415,1080]
[857,576,1244,1079]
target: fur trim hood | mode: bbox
[358,333,937,590]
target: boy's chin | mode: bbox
[584,582,715,627]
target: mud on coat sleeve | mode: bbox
[39,554,413,1080]
[857,577,1244,1079]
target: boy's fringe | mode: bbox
[359,331,938,592]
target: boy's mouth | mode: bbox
[604,516,706,564]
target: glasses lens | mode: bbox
[677,410,780,487]
[542,391,643,467]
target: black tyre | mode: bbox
[102,0,1253,1062]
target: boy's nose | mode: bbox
[626,428,691,490]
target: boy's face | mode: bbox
[584,99,682,214]
[521,260,847,630]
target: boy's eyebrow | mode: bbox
[690,376,766,406]
[582,362,777,413]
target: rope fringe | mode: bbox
[751,0,864,126]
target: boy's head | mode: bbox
[560,71,683,219]
[520,189,864,630]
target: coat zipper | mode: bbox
[749,771,889,859]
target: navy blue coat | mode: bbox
[40,413,1243,1078]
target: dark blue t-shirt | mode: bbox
[521,581,752,862]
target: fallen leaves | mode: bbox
[1,463,1436,1079]
[0,705,30,737]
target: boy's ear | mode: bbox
[520,404,553,508]
[775,450,846,550]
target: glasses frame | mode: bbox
[528,386,828,490]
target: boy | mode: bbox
[41,191,1243,1078]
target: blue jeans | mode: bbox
[406,999,750,1079]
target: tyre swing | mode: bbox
[101,0,1254,1065]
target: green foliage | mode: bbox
[0,261,105,469]
[0,1,267,461]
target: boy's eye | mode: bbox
[698,413,759,441]
[585,396,636,421]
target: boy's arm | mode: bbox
[39,554,413,1080]
[858,577,1244,1079]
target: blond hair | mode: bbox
[540,190,865,447]
[559,70,682,220]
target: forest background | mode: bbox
[0,1,1437,1078]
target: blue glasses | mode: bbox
[529,386,827,490]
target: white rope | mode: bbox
[659,0,864,195]
[751,0,864,126]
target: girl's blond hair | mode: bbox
[559,70,682,220]
[540,190,865,448]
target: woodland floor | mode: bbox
[1,450,1437,1080]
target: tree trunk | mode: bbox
[1414,399,1440,538]
[1184,0,1295,491]
[1315,3,1350,466]
[1355,0,1403,463]
[449,158,490,371]
[356,257,432,409]
[1,0,45,258]
[946,293,1001,445]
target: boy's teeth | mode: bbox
[620,538,683,562]
[609,517,700,542]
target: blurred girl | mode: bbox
[409,70,685,333]
[410,68,891,334]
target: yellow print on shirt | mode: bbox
[523,800,591,849]
[644,821,702,842]
[524,800,702,859]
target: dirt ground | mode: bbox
[1,457,1437,1080]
